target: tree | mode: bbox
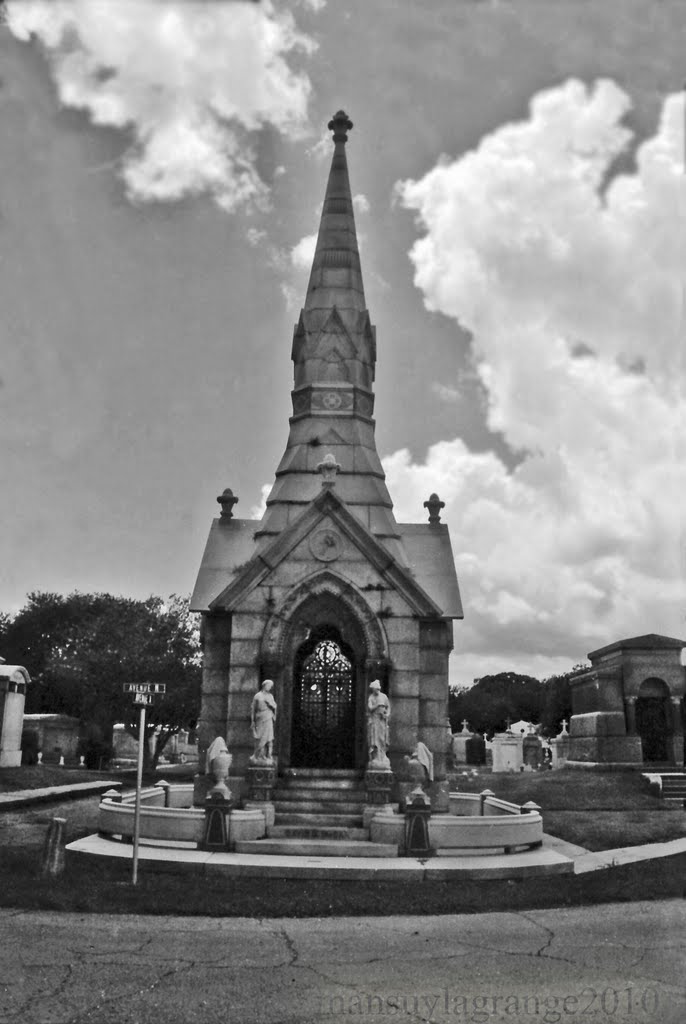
[539,664,587,737]
[2,592,116,715]
[2,591,201,769]
[449,672,544,736]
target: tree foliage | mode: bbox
[1,591,201,768]
[449,664,589,738]
[449,672,543,737]
[539,665,587,736]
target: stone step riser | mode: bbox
[275,813,364,828]
[268,826,369,841]
[278,779,363,791]
[274,799,365,815]
[273,787,365,803]
[282,770,360,779]
[234,838,398,858]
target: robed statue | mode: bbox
[367,679,390,768]
[250,679,277,764]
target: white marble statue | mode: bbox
[250,679,277,764]
[367,679,390,768]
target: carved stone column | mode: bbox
[670,696,683,735]
[624,696,637,735]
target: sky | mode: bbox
[1,0,685,687]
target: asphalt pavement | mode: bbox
[1,901,684,1024]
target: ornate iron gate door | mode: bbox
[292,637,356,768]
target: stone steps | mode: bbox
[644,771,686,806]
[275,811,364,828]
[257,769,384,857]
[661,778,686,805]
[273,798,366,816]
[234,837,398,858]
[275,785,366,803]
[278,777,362,791]
[267,825,369,841]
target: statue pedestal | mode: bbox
[365,767,394,807]
[201,793,233,850]
[404,787,433,857]
[247,763,277,802]
[244,800,275,828]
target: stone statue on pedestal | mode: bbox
[367,680,390,768]
[250,679,277,764]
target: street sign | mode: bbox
[123,683,166,694]
[133,693,154,706]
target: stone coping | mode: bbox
[65,831,686,881]
[66,832,574,880]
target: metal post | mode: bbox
[132,703,146,886]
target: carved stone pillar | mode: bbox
[670,696,683,735]
[624,696,637,735]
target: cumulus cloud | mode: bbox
[7,0,316,211]
[392,80,686,684]
[290,232,317,270]
[353,192,370,215]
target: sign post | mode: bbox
[123,683,166,885]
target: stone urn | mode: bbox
[208,750,232,801]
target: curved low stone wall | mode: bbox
[98,786,267,848]
[99,799,205,843]
[370,792,543,853]
[98,785,542,856]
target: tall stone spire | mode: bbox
[256,110,402,554]
[304,110,366,315]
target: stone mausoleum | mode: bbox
[568,634,685,768]
[191,112,462,810]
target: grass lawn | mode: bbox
[451,767,686,851]
[1,840,684,918]
[0,765,138,792]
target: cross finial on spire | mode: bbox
[328,109,353,143]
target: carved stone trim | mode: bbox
[260,570,388,668]
[247,765,277,802]
[365,768,394,805]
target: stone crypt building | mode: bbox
[191,111,462,807]
[568,634,685,768]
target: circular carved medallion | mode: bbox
[309,528,342,562]
[322,391,342,410]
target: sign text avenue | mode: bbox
[123,683,167,694]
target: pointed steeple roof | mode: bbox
[304,110,366,315]
[255,110,403,554]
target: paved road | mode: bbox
[1,901,684,1024]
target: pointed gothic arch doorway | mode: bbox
[291,625,357,768]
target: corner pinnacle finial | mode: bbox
[328,109,353,143]
[423,492,445,524]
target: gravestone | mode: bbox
[0,663,30,767]
[491,730,523,772]
[451,720,473,765]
